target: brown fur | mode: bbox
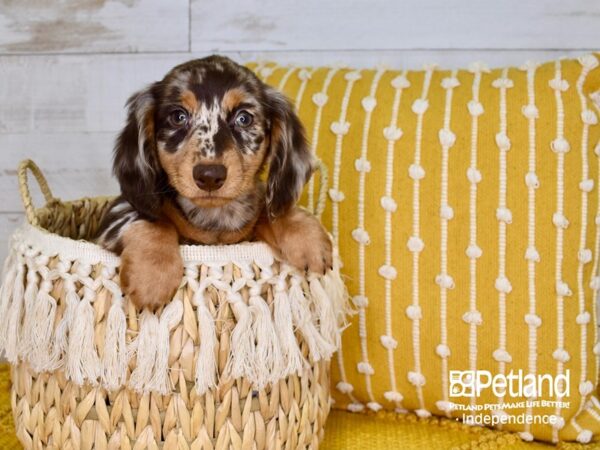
[162,200,258,245]
[255,208,333,273]
[96,55,329,311]
[120,220,183,310]
[180,90,198,112]
[221,87,248,113]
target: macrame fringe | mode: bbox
[127,300,183,394]
[288,277,335,361]
[128,310,159,393]
[224,291,254,381]
[0,251,17,351]
[250,291,284,386]
[195,288,217,394]
[17,272,39,358]
[321,261,353,325]
[0,245,15,286]
[102,292,128,390]
[0,231,348,395]
[273,281,307,375]
[28,289,57,372]
[50,285,77,371]
[67,293,101,385]
[310,276,340,349]
[147,299,183,394]
[4,263,25,363]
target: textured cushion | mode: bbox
[249,54,600,444]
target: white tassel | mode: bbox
[224,291,254,380]
[0,252,17,350]
[65,262,101,384]
[17,269,39,358]
[49,286,77,371]
[194,288,217,395]
[310,277,339,348]
[288,278,334,361]
[147,299,183,394]
[28,287,57,372]
[79,293,102,384]
[4,263,25,363]
[0,246,15,286]
[184,265,217,393]
[320,263,350,327]
[249,287,283,387]
[102,288,128,391]
[128,310,159,393]
[66,291,101,385]
[273,279,307,376]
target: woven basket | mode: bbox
[0,160,347,450]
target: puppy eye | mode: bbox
[234,110,253,128]
[169,109,188,127]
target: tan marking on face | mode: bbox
[158,76,270,210]
[212,134,271,203]
[180,90,198,113]
[221,87,249,113]
[159,129,270,208]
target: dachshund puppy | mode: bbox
[96,55,332,310]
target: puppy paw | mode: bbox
[273,209,333,275]
[120,221,183,311]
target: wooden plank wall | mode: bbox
[0,0,598,263]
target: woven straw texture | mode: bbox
[0,161,347,449]
[246,55,600,443]
[1,364,591,450]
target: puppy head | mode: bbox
[113,55,313,221]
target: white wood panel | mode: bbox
[0,133,119,213]
[191,0,600,52]
[0,49,589,133]
[0,54,186,133]
[0,0,189,54]
[232,49,589,69]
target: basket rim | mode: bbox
[14,221,275,267]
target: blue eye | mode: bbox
[234,110,253,128]
[169,109,188,127]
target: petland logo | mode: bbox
[449,370,570,398]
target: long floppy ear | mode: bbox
[264,87,314,219]
[113,84,165,219]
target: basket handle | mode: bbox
[17,160,55,227]
[312,158,329,219]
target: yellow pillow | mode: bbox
[248,55,600,444]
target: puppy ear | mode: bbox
[113,84,165,219]
[264,87,314,219]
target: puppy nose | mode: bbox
[193,164,227,191]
